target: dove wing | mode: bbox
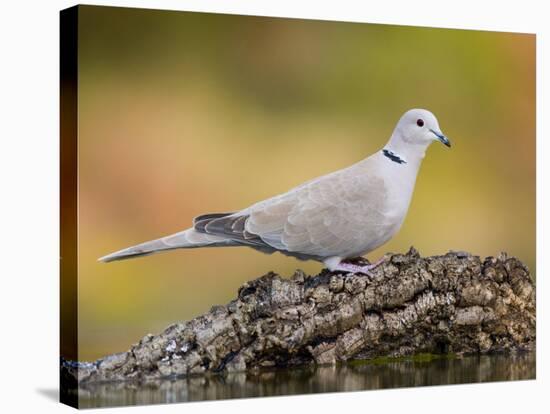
[193,158,392,260]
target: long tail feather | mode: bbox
[98,228,237,263]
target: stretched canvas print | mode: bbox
[60,4,536,409]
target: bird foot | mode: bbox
[332,256,387,276]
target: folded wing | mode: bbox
[194,167,389,260]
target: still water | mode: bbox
[75,353,535,408]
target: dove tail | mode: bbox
[98,228,237,263]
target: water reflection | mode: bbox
[74,353,535,408]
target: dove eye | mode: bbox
[416,119,424,127]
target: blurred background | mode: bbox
[76,6,535,360]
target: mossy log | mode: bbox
[62,248,535,384]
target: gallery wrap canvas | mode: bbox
[60,4,536,409]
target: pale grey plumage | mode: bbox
[99,108,450,271]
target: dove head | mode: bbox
[387,109,450,159]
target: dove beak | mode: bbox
[430,129,451,148]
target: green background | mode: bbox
[76,6,535,360]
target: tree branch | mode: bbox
[62,248,536,384]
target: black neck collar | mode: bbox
[382,149,407,164]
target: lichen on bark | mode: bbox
[62,248,535,384]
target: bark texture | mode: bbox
[62,248,535,384]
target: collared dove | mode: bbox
[99,108,450,274]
